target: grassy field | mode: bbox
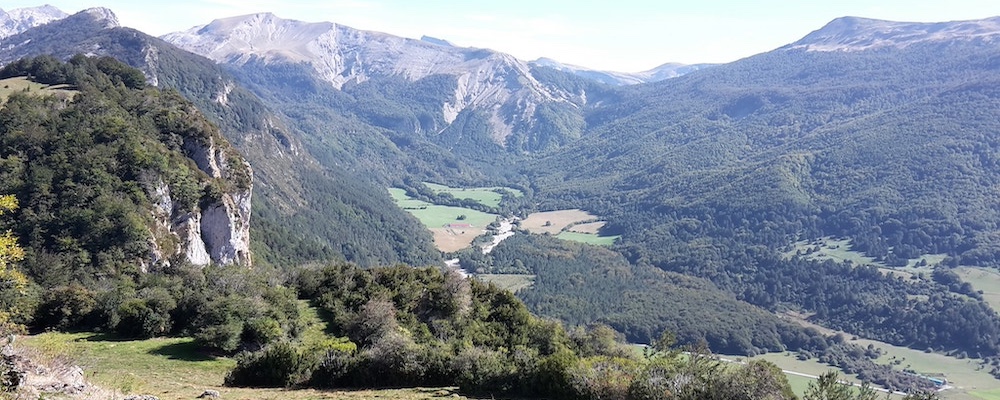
[0,76,77,104]
[776,312,998,399]
[423,182,523,208]
[389,188,499,251]
[521,209,620,246]
[521,209,595,234]
[787,237,943,279]
[956,267,1000,311]
[476,274,536,292]
[555,231,619,246]
[17,303,468,400]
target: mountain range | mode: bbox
[5,4,1000,387]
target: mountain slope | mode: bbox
[163,13,599,154]
[0,55,251,284]
[521,16,1000,359]
[530,57,716,86]
[0,4,67,39]
[785,15,1000,52]
[0,9,442,267]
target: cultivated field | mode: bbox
[423,182,523,208]
[521,209,596,235]
[389,188,499,251]
[567,221,606,234]
[0,76,77,104]
[521,209,619,245]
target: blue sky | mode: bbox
[6,0,1000,72]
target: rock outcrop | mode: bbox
[146,137,253,269]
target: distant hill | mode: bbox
[530,57,717,85]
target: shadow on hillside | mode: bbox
[76,332,135,342]
[149,341,216,362]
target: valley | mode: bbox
[2,3,1000,399]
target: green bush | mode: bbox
[225,341,310,387]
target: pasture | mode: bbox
[556,231,619,246]
[521,209,597,234]
[0,76,78,104]
[423,182,523,208]
[568,221,606,234]
[389,188,498,251]
[956,267,1000,312]
[787,236,942,279]
[17,304,467,400]
[779,312,997,399]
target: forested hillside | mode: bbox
[0,9,442,267]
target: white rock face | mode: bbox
[0,5,68,40]
[786,16,1000,52]
[144,140,252,268]
[163,13,577,146]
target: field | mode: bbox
[776,312,998,399]
[0,76,78,104]
[567,221,606,234]
[556,231,619,246]
[389,188,499,251]
[521,209,595,234]
[476,274,536,292]
[521,209,619,245]
[787,237,942,279]
[956,267,1000,311]
[423,182,523,208]
[17,303,468,400]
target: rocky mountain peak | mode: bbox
[0,4,67,39]
[164,13,583,147]
[81,7,119,29]
[785,15,1000,52]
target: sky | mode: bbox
[5,0,1000,72]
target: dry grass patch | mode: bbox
[521,209,596,235]
[430,227,485,253]
[567,221,606,234]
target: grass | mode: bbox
[0,76,78,104]
[521,209,597,235]
[476,274,536,292]
[956,267,1000,312]
[567,221,606,234]
[555,231,619,246]
[18,307,468,400]
[388,188,497,228]
[423,182,523,208]
[389,187,499,252]
[779,313,998,399]
[787,237,942,280]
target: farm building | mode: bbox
[444,223,473,229]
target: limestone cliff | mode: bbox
[147,135,253,270]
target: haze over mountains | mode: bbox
[6,4,1000,396]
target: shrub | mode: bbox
[225,341,310,387]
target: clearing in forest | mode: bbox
[0,76,78,104]
[522,209,619,246]
[423,182,523,208]
[388,188,498,252]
